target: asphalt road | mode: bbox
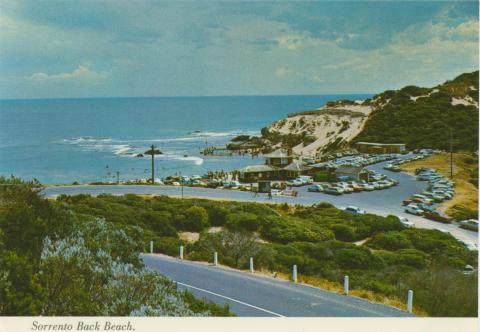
[142,254,413,317]
[42,161,478,244]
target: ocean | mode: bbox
[0,94,371,184]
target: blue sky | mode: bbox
[0,0,478,99]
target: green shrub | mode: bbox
[335,248,384,270]
[368,231,412,251]
[331,224,356,242]
[208,206,229,226]
[141,211,177,237]
[182,206,209,232]
[226,212,260,232]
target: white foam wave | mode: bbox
[157,153,204,165]
[64,136,112,143]
[180,156,204,165]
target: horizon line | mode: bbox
[0,92,375,102]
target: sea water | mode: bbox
[0,94,371,184]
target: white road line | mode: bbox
[175,281,285,317]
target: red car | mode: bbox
[424,211,452,223]
[403,199,413,206]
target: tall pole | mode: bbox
[449,128,453,180]
[179,171,184,199]
[151,144,155,184]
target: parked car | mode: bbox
[307,184,324,192]
[337,184,354,193]
[324,186,343,195]
[286,179,304,187]
[462,241,478,251]
[412,195,434,205]
[351,184,364,192]
[416,202,435,212]
[297,175,314,185]
[459,219,479,232]
[343,206,366,215]
[271,189,282,196]
[423,211,452,223]
[462,264,476,275]
[403,198,414,206]
[405,204,424,215]
[398,217,415,228]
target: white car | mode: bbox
[398,217,415,228]
[297,175,313,185]
[405,204,423,215]
[343,206,366,215]
[463,264,476,275]
[286,179,304,187]
[271,189,282,196]
[462,241,478,251]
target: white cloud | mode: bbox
[277,35,307,50]
[29,65,107,82]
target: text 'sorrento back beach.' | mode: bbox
[0,0,478,327]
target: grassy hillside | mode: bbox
[229,71,478,155]
[354,71,479,151]
[57,193,478,317]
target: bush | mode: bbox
[396,249,430,269]
[368,231,412,251]
[226,212,260,232]
[331,224,356,242]
[335,248,384,270]
[182,206,209,232]
[207,206,229,226]
[141,211,177,237]
[313,171,335,182]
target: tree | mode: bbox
[183,206,209,232]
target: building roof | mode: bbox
[335,166,365,174]
[263,148,292,158]
[237,164,278,173]
[355,142,406,146]
[282,160,311,172]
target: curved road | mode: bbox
[43,161,477,244]
[142,253,412,317]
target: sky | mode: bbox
[0,0,478,99]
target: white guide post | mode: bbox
[179,245,184,260]
[214,252,218,266]
[407,290,413,313]
[344,275,349,295]
[292,265,298,283]
[249,257,254,273]
[149,241,153,254]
